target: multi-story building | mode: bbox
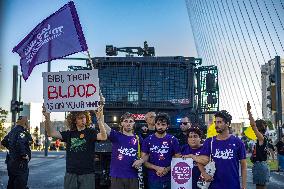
[261,58,284,125]
[21,102,43,135]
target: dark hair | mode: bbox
[155,113,170,125]
[187,127,203,138]
[214,110,232,125]
[120,112,135,124]
[255,119,267,134]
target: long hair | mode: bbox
[255,119,267,134]
[66,111,91,131]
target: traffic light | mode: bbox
[11,100,24,112]
[206,73,217,93]
[207,93,217,105]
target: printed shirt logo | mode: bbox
[117,147,137,160]
[20,133,25,138]
[24,24,64,65]
[70,137,86,152]
[213,148,234,159]
[150,141,170,160]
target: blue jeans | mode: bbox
[148,180,170,189]
[278,154,284,171]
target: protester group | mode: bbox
[2,99,284,189]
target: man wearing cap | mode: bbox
[1,116,32,189]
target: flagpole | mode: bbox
[87,50,95,70]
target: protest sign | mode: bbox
[171,158,193,189]
[43,70,99,112]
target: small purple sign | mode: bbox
[172,162,192,184]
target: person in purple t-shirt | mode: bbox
[97,107,143,189]
[139,113,181,189]
[181,127,203,189]
[198,110,247,189]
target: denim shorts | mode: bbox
[252,161,270,185]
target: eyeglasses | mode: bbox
[180,122,189,125]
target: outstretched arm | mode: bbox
[95,94,111,136]
[95,104,107,140]
[247,101,264,144]
[42,105,62,140]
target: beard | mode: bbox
[215,127,225,133]
[156,129,166,134]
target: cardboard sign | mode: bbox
[43,70,100,112]
[171,158,193,189]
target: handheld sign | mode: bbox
[171,158,193,189]
[43,70,100,112]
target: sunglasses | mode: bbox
[180,122,189,125]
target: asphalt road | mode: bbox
[0,151,65,189]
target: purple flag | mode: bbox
[12,1,88,80]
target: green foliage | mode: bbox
[0,107,8,149]
[265,120,274,130]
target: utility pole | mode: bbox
[44,61,51,157]
[275,56,282,140]
[11,65,18,128]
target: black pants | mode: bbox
[7,160,29,189]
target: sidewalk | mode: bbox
[246,168,284,189]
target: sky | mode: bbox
[0,0,197,121]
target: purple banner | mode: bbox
[12,1,88,80]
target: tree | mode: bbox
[0,107,8,150]
[265,120,275,130]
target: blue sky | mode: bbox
[0,0,197,121]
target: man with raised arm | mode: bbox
[42,107,107,189]
[95,97,143,189]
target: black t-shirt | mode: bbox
[276,141,284,155]
[60,128,97,174]
[251,136,268,162]
[141,129,155,139]
[176,132,188,147]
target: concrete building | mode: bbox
[21,102,43,135]
[39,120,66,135]
[261,58,284,125]
[230,122,243,137]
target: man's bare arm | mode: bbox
[240,159,247,189]
[42,106,62,139]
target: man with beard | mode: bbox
[176,116,192,146]
[96,107,143,189]
[198,110,247,189]
[139,113,181,189]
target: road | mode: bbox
[0,151,284,189]
[0,151,65,189]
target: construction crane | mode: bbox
[106,41,155,57]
